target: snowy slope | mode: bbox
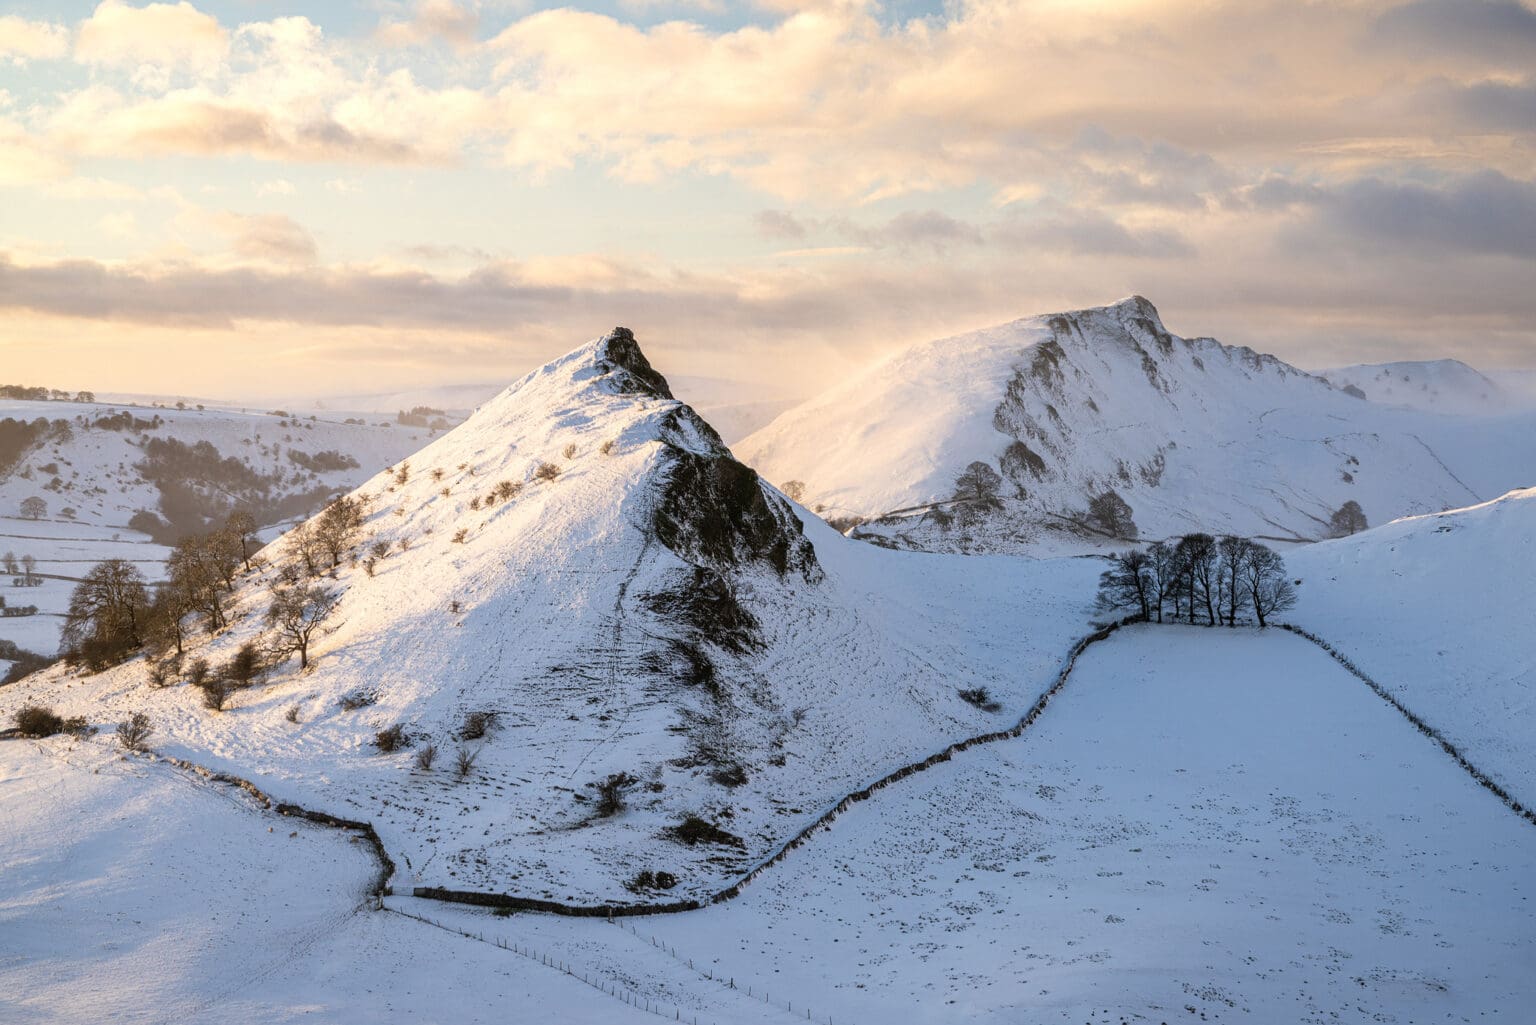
[0,739,675,1025]
[0,400,423,657]
[1319,358,1516,415]
[648,627,1536,1023]
[737,297,1536,553]
[0,329,1101,905]
[0,399,425,535]
[1288,487,1536,806]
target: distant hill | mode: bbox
[737,297,1536,553]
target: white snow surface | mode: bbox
[0,739,661,1025]
[737,297,1536,552]
[0,331,1102,905]
[646,626,1536,1023]
[1289,486,1536,807]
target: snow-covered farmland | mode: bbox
[639,627,1536,1023]
[0,739,659,1025]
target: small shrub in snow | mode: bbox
[533,462,561,482]
[15,705,64,737]
[440,487,451,498]
[363,558,377,577]
[374,723,408,753]
[147,658,176,688]
[494,480,522,501]
[431,468,444,482]
[285,704,301,723]
[201,679,230,712]
[415,740,438,771]
[453,744,480,779]
[185,657,211,689]
[469,496,481,511]
[588,771,638,817]
[561,443,577,460]
[62,716,94,739]
[116,712,153,752]
[958,687,1002,712]
[710,764,748,787]
[224,643,263,689]
[459,709,498,741]
[600,439,616,456]
[369,541,391,562]
[668,815,744,848]
[338,688,377,711]
[451,528,468,544]
[625,869,679,893]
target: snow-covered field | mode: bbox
[1290,487,1536,808]
[640,626,1536,1023]
[7,625,1529,1023]
[0,739,662,1025]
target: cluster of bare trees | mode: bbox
[61,495,363,678]
[1097,533,1297,628]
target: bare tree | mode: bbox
[168,534,236,632]
[284,522,326,578]
[20,496,46,520]
[225,510,258,571]
[1216,535,1253,626]
[61,559,149,670]
[1095,549,1153,620]
[1174,533,1218,625]
[1086,490,1137,539]
[312,496,364,568]
[266,585,338,670]
[1241,543,1296,628]
[1328,500,1368,538]
[1145,540,1177,623]
[145,584,192,657]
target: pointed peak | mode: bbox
[596,326,673,400]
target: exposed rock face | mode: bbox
[652,447,821,583]
[597,327,675,400]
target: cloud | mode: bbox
[47,88,430,164]
[375,0,482,49]
[0,16,69,61]
[1313,171,1536,259]
[197,211,319,264]
[1370,0,1536,64]
[256,178,295,196]
[755,209,809,240]
[75,0,228,77]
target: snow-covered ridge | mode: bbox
[1318,358,1514,415]
[738,297,1536,554]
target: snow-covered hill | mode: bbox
[737,297,1536,553]
[1289,487,1536,806]
[1318,358,1515,415]
[0,399,426,658]
[0,399,429,537]
[0,329,1100,904]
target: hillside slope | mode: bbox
[1318,358,1514,415]
[738,297,1536,553]
[0,329,1100,904]
[1288,487,1536,806]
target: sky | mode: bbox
[1,0,1534,402]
